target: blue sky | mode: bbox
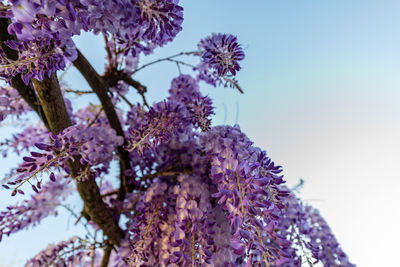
[1,1,400,266]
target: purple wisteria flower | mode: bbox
[168,74,214,131]
[136,0,184,46]
[278,190,355,266]
[0,85,32,122]
[0,37,75,84]
[198,33,245,77]
[124,100,188,153]
[0,123,47,158]
[0,177,72,241]
[2,124,123,191]
[2,0,184,83]
[24,236,92,267]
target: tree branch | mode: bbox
[100,244,113,267]
[72,49,131,200]
[64,89,95,95]
[32,73,124,245]
[105,70,149,107]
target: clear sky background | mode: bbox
[1,0,400,266]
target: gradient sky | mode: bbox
[1,1,400,266]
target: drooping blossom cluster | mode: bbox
[276,190,356,266]
[0,84,31,121]
[114,125,293,265]
[0,123,47,158]
[124,100,187,154]
[168,74,214,131]
[196,33,245,89]
[0,37,74,83]
[7,0,81,42]
[63,126,124,166]
[125,75,215,154]
[198,33,245,77]
[201,126,295,265]
[0,0,184,83]
[303,206,354,266]
[0,104,106,158]
[0,176,72,241]
[0,1,354,266]
[2,124,123,191]
[84,0,183,53]
[24,236,94,267]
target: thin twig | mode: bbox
[64,89,95,95]
[133,51,196,74]
[103,70,149,108]
[116,73,148,106]
[60,204,94,239]
[222,77,244,94]
[103,34,115,69]
[166,58,196,69]
[176,62,182,74]
[88,107,104,127]
[116,91,134,108]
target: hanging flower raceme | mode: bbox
[0,37,75,84]
[0,124,47,160]
[1,0,183,83]
[169,173,215,265]
[168,74,214,131]
[196,33,245,80]
[277,191,356,266]
[136,0,184,46]
[303,206,354,266]
[200,125,294,265]
[7,0,83,41]
[2,124,123,194]
[0,176,72,242]
[24,236,93,267]
[124,100,188,154]
[193,33,245,93]
[0,85,32,121]
[118,125,291,266]
[123,182,176,266]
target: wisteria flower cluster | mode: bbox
[0,37,74,83]
[195,33,245,90]
[0,0,184,82]
[198,33,245,77]
[168,74,214,131]
[25,236,94,267]
[0,85,31,121]
[0,176,72,241]
[0,1,354,267]
[2,124,123,192]
[124,100,186,154]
